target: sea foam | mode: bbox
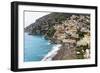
[41,44,61,61]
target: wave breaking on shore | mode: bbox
[42,44,62,61]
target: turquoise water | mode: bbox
[24,33,54,62]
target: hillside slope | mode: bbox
[25,12,90,60]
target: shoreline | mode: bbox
[41,44,62,61]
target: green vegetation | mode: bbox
[76,46,84,59]
[52,13,67,23]
[76,44,89,59]
[77,29,85,39]
[46,27,56,38]
[76,54,84,59]
[25,12,90,60]
[32,28,36,34]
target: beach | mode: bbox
[42,44,62,61]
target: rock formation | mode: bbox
[25,13,90,60]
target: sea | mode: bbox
[24,32,55,62]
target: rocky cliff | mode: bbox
[25,12,90,60]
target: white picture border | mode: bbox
[18,5,95,68]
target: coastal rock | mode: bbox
[25,13,90,60]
